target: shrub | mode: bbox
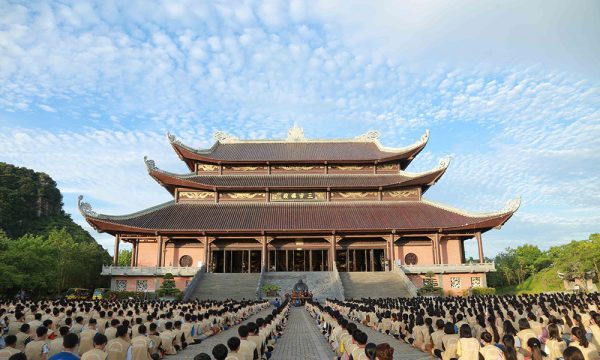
[417,286,444,296]
[109,291,148,300]
[261,283,280,295]
[471,287,496,296]
[156,273,181,297]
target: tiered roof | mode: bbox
[144,156,450,195]
[169,126,429,170]
[79,198,520,235]
[79,125,519,236]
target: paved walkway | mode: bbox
[166,307,274,360]
[271,307,336,360]
[351,320,433,360]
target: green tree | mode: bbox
[0,234,59,296]
[156,273,181,297]
[118,250,132,267]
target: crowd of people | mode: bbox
[195,298,289,360]
[306,300,394,360]
[0,298,281,360]
[307,292,600,360]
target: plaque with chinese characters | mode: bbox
[270,191,326,202]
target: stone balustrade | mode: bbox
[101,266,199,276]
[399,262,495,274]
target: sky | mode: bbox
[0,0,599,258]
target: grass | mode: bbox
[496,267,564,295]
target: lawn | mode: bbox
[495,267,564,295]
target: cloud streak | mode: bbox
[0,0,598,256]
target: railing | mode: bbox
[392,263,418,297]
[399,262,496,274]
[101,266,199,277]
[331,262,345,300]
[256,265,266,300]
[182,265,206,301]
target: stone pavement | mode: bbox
[351,321,433,360]
[270,307,336,360]
[166,307,274,360]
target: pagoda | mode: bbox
[80,125,519,295]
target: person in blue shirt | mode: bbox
[273,298,281,309]
[48,333,80,360]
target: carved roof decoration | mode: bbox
[81,199,517,235]
[77,195,97,217]
[167,125,430,168]
[145,156,450,194]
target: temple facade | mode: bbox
[80,125,519,295]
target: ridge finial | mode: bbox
[144,156,156,172]
[286,122,306,142]
[355,130,381,141]
[77,195,97,217]
[503,196,521,213]
[438,155,452,169]
[213,131,239,143]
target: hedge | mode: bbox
[471,287,496,296]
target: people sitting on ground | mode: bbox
[305,291,600,360]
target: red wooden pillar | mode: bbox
[113,235,120,265]
[389,232,396,270]
[156,235,162,268]
[203,236,209,270]
[476,232,484,263]
[261,235,268,271]
[330,234,337,271]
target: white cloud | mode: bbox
[0,1,598,256]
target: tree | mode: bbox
[118,250,132,267]
[156,273,181,297]
[0,234,59,296]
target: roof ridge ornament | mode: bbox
[77,195,97,217]
[503,196,521,213]
[419,129,430,145]
[213,131,240,143]
[144,156,156,172]
[167,132,181,145]
[355,130,381,142]
[438,155,452,169]
[286,123,306,142]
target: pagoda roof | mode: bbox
[78,195,520,236]
[144,156,450,194]
[168,126,429,170]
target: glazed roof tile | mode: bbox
[81,200,517,234]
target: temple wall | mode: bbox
[408,273,487,296]
[440,238,463,264]
[439,273,487,295]
[164,241,204,267]
[136,242,160,267]
[111,276,191,292]
[396,243,435,265]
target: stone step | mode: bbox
[191,273,260,301]
[339,271,412,299]
[262,271,343,300]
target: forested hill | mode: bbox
[0,162,110,295]
[0,162,95,242]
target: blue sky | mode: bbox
[0,0,599,257]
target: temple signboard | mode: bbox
[270,191,326,202]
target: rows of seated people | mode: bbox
[193,299,289,360]
[314,292,600,360]
[306,300,395,360]
[0,298,270,360]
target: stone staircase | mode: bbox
[261,271,344,301]
[339,271,414,299]
[189,273,261,301]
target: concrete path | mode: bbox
[166,307,274,360]
[351,320,433,360]
[270,307,336,360]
